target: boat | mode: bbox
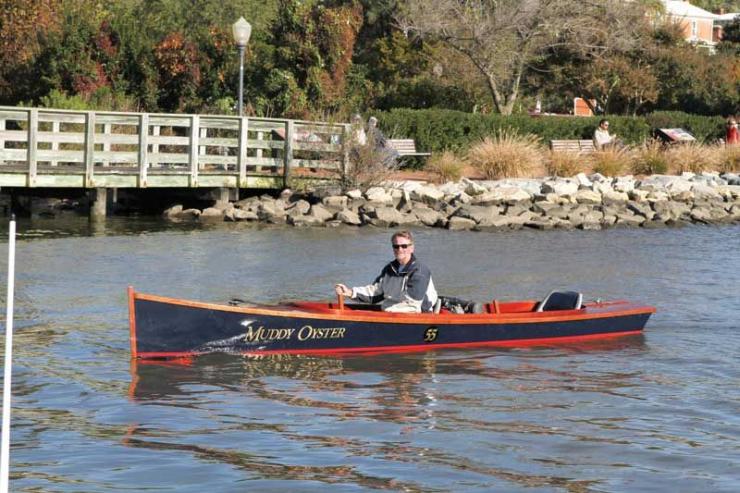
[128,287,656,359]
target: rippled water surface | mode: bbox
[1,218,739,492]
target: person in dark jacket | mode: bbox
[334,231,438,312]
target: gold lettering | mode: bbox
[244,326,295,342]
[298,325,313,341]
[297,325,347,341]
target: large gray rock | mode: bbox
[627,201,654,219]
[322,195,348,211]
[411,185,446,205]
[447,216,476,230]
[602,190,629,206]
[454,204,501,224]
[472,187,531,206]
[366,206,409,227]
[574,189,602,205]
[307,204,335,222]
[230,209,258,221]
[492,179,543,196]
[615,211,645,227]
[613,176,636,193]
[286,199,311,214]
[365,187,394,205]
[574,172,593,188]
[346,189,363,200]
[162,204,184,218]
[258,200,286,223]
[200,207,224,220]
[461,178,487,196]
[690,183,722,202]
[652,201,691,222]
[336,209,362,225]
[716,185,740,200]
[288,214,326,227]
[413,207,445,227]
[639,175,691,193]
[541,179,578,196]
[629,189,650,202]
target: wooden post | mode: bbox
[151,124,160,167]
[283,120,294,189]
[189,115,199,187]
[138,113,148,188]
[198,126,207,165]
[102,123,111,167]
[50,120,60,166]
[256,131,263,158]
[84,111,95,188]
[0,117,5,159]
[341,123,351,178]
[27,109,38,187]
[238,117,248,187]
[90,187,107,220]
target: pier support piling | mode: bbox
[90,188,107,220]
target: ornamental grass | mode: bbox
[544,150,586,177]
[632,139,669,175]
[715,145,740,173]
[467,131,544,179]
[664,143,721,174]
[591,146,633,177]
[426,151,465,183]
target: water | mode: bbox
[1,218,739,492]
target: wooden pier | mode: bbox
[0,106,349,216]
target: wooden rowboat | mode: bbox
[128,287,656,359]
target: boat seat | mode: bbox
[535,291,583,312]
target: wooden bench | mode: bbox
[550,139,596,153]
[386,139,431,158]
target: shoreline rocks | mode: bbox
[163,172,740,230]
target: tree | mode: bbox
[397,0,650,115]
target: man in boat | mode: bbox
[335,231,438,313]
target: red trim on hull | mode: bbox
[136,329,644,360]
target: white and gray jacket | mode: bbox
[351,255,438,313]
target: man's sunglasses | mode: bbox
[392,243,412,250]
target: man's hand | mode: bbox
[334,284,352,297]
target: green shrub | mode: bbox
[376,108,724,154]
[644,111,726,143]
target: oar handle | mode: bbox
[337,293,344,311]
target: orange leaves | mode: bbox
[154,32,201,82]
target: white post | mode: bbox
[1,215,16,492]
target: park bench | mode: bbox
[386,139,431,159]
[550,139,596,153]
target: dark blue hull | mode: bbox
[129,289,655,359]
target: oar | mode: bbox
[337,293,344,311]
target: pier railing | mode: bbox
[0,106,349,189]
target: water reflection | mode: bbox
[127,346,655,491]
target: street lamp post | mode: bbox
[232,17,252,117]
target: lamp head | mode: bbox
[232,17,252,47]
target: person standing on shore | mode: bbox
[726,118,739,145]
[334,231,438,313]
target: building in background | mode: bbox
[660,0,718,49]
